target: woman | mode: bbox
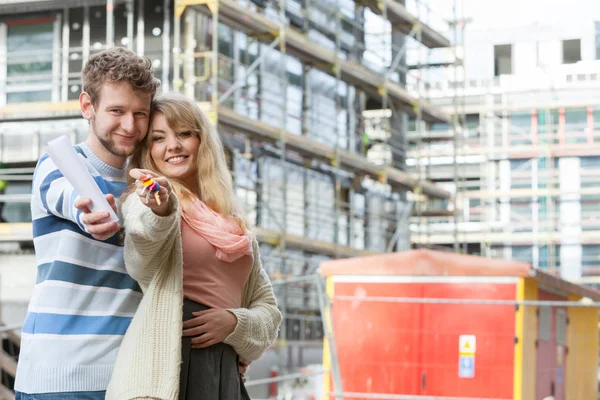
[106,93,282,400]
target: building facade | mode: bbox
[407,1,600,286]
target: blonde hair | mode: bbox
[127,92,248,232]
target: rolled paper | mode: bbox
[46,135,119,223]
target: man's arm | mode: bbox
[33,154,120,240]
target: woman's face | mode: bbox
[149,113,200,187]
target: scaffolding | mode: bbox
[0,0,458,395]
[409,57,600,287]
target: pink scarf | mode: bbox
[181,197,252,262]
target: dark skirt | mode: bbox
[179,298,252,400]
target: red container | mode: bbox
[320,250,600,400]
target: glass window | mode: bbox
[1,182,33,223]
[6,20,54,103]
[512,245,533,263]
[562,39,581,64]
[538,306,551,341]
[465,114,480,137]
[580,156,600,169]
[509,112,531,145]
[430,122,450,132]
[564,107,587,144]
[537,109,559,144]
[7,91,52,104]
[494,44,512,76]
[582,244,600,269]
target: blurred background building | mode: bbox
[0,0,599,398]
[406,0,600,289]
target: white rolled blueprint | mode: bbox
[46,135,120,223]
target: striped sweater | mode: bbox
[15,143,141,394]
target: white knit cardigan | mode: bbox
[106,193,282,400]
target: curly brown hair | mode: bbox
[82,47,161,105]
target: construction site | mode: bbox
[0,0,599,399]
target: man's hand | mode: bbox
[182,308,238,349]
[74,194,121,240]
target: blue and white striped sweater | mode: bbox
[15,143,142,394]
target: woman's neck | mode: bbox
[182,176,200,196]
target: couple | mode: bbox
[15,47,281,399]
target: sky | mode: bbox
[426,0,600,32]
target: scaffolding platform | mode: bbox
[0,222,375,257]
[358,0,451,48]
[0,100,451,199]
[187,0,450,123]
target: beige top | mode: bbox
[106,193,282,400]
[181,219,253,309]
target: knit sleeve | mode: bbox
[31,153,91,230]
[224,238,282,361]
[122,192,180,289]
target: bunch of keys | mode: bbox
[141,177,162,205]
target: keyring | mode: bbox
[141,178,162,205]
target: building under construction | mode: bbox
[0,0,459,397]
[406,5,600,288]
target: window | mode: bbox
[465,114,480,138]
[509,112,532,145]
[564,107,587,144]
[6,19,54,104]
[538,306,551,341]
[562,39,581,64]
[582,243,600,267]
[555,309,567,346]
[512,245,533,263]
[494,44,512,76]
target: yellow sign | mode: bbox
[459,334,476,356]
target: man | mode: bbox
[15,47,160,400]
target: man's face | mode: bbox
[87,82,152,158]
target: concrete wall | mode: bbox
[0,251,37,326]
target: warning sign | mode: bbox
[459,335,476,355]
[459,335,476,378]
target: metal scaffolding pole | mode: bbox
[52,12,61,102]
[278,0,289,369]
[126,0,134,50]
[183,8,196,99]
[106,0,115,47]
[210,1,219,114]
[162,0,171,92]
[219,36,280,105]
[316,275,343,400]
[0,23,6,107]
[61,7,70,102]
[451,0,464,252]
[83,5,90,61]
[136,0,144,55]
[173,3,182,91]
[333,0,342,256]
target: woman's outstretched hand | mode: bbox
[182,308,237,349]
[129,168,172,216]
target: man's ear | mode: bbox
[80,92,94,120]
